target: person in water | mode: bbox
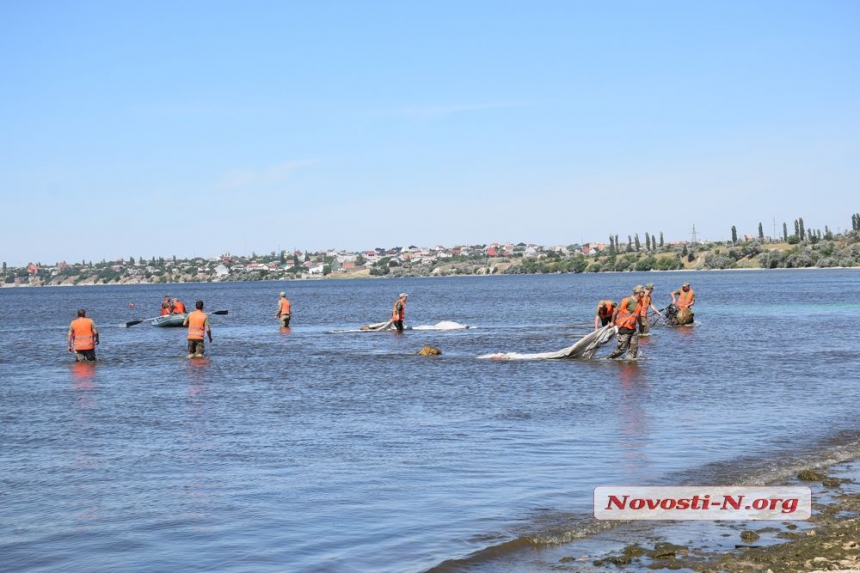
[671,282,695,309]
[276,291,292,328]
[183,300,212,358]
[595,300,617,330]
[637,283,662,334]
[608,286,642,359]
[391,293,408,332]
[171,298,187,314]
[161,295,172,316]
[67,309,99,362]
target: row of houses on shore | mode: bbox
[7,241,615,285]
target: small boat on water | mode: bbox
[150,313,187,327]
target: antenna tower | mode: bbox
[690,224,698,245]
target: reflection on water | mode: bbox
[616,363,650,477]
[70,362,96,392]
[1,270,859,573]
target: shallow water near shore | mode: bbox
[1,269,859,572]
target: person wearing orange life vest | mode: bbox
[608,286,643,359]
[671,282,695,309]
[276,291,292,328]
[637,283,663,335]
[183,300,212,358]
[67,309,99,362]
[171,298,187,314]
[391,293,408,332]
[594,300,617,330]
[161,295,172,316]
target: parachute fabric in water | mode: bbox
[478,324,616,360]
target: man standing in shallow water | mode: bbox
[276,291,292,328]
[637,283,662,335]
[183,300,212,358]
[391,293,408,332]
[68,309,99,362]
[608,286,642,359]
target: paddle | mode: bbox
[123,309,228,328]
[124,315,160,328]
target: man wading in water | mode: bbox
[608,286,643,359]
[68,309,99,362]
[183,300,213,358]
[391,293,408,332]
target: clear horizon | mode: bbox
[2,1,858,267]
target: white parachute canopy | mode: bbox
[478,324,616,360]
[329,320,471,333]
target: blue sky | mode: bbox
[1,1,858,266]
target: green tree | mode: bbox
[758,222,764,241]
[634,233,640,252]
[731,225,737,244]
[659,232,664,248]
[783,222,788,242]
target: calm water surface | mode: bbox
[1,270,859,572]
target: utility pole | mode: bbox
[690,224,698,245]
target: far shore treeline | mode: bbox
[4,214,860,287]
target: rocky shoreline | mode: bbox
[554,461,860,572]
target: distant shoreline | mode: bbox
[2,265,858,289]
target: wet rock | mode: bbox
[777,531,802,539]
[740,530,761,542]
[592,556,630,567]
[649,542,687,559]
[416,345,442,356]
[798,469,828,481]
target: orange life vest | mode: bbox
[615,297,639,331]
[187,310,207,340]
[161,303,171,316]
[598,302,616,319]
[392,299,405,321]
[677,288,694,309]
[70,317,95,351]
[279,298,291,315]
[172,300,186,314]
[638,294,652,317]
